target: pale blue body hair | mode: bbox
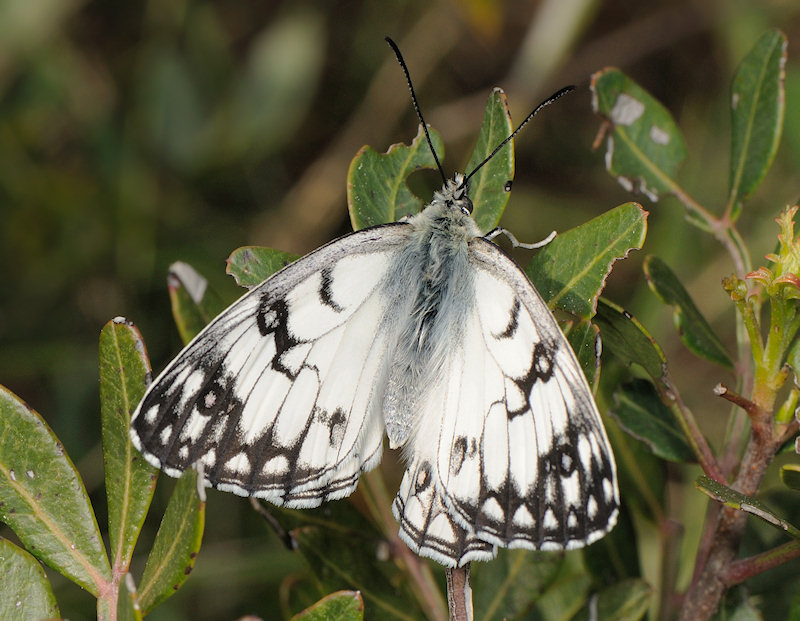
[381,174,480,448]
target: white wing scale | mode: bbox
[393,238,618,565]
[131,225,410,507]
[131,175,619,568]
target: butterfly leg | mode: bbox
[484,227,556,249]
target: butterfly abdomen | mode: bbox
[382,197,480,449]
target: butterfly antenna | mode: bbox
[465,85,575,183]
[385,36,447,183]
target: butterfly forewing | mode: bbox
[131,225,412,506]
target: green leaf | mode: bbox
[591,68,688,202]
[644,255,734,370]
[526,202,647,318]
[167,261,226,344]
[290,590,365,621]
[564,319,601,390]
[271,493,380,537]
[0,386,111,594]
[729,29,787,213]
[464,87,514,233]
[99,318,158,573]
[227,245,300,288]
[292,526,426,621]
[583,506,642,584]
[117,574,144,621]
[594,297,667,382]
[471,549,565,620]
[790,590,800,621]
[572,578,652,621]
[138,469,205,613]
[780,464,800,491]
[516,551,590,620]
[696,475,800,539]
[611,379,695,462]
[0,537,59,620]
[347,124,444,230]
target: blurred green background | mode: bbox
[1,0,799,618]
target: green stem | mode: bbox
[659,374,724,482]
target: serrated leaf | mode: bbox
[644,255,734,370]
[99,318,158,572]
[564,319,601,390]
[0,386,111,594]
[471,549,564,621]
[729,29,787,213]
[591,69,688,202]
[526,202,647,318]
[464,88,514,233]
[291,590,365,621]
[611,379,695,463]
[347,124,445,230]
[292,526,427,621]
[780,464,800,491]
[696,475,800,539]
[572,578,652,621]
[168,261,226,344]
[594,297,667,382]
[227,245,300,288]
[138,469,205,613]
[0,537,59,620]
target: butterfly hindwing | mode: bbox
[393,238,618,566]
[131,224,412,507]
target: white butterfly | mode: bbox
[130,43,619,568]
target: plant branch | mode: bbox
[659,374,724,482]
[362,471,447,621]
[670,184,750,278]
[723,540,800,586]
[713,384,770,438]
[679,418,785,620]
[446,565,473,621]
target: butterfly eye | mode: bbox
[460,198,473,216]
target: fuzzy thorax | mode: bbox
[382,175,482,449]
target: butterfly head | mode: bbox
[439,172,473,216]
